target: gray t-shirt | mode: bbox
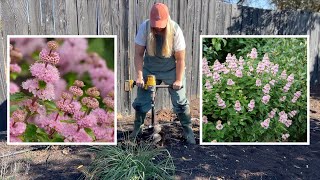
[134,19,186,52]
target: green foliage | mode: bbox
[10,92,29,103]
[203,38,269,64]
[85,141,175,180]
[203,38,227,62]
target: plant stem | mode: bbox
[31,97,38,106]
[55,112,59,121]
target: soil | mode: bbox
[1,88,319,179]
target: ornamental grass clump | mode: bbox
[84,140,175,180]
[9,38,115,143]
[202,48,307,142]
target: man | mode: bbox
[130,3,196,144]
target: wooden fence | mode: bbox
[0,0,319,116]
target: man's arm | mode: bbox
[134,44,146,87]
[173,50,185,90]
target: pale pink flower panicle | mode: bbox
[261,95,271,104]
[288,110,297,118]
[205,80,212,90]
[217,98,226,109]
[287,74,294,82]
[227,79,235,86]
[248,99,255,112]
[282,133,290,141]
[261,118,270,129]
[216,120,223,130]
[268,108,277,119]
[248,48,257,59]
[263,84,271,94]
[292,91,301,103]
[234,100,241,112]
[235,69,243,78]
[202,116,208,124]
[256,79,262,87]
[280,70,287,79]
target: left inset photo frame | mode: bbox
[7,35,117,145]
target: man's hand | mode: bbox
[173,80,183,90]
[136,77,145,88]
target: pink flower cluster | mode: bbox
[263,83,271,94]
[9,46,23,94]
[10,38,45,56]
[202,116,208,124]
[261,95,270,104]
[248,48,257,59]
[281,133,290,141]
[268,108,277,118]
[216,120,223,130]
[278,111,292,127]
[22,41,60,100]
[58,39,114,97]
[227,79,235,85]
[247,99,255,112]
[216,94,226,109]
[205,79,213,90]
[291,91,301,103]
[261,118,270,129]
[234,100,241,112]
[10,110,27,142]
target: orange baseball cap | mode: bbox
[150,3,169,28]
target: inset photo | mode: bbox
[8,35,116,145]
[200,35,309,145]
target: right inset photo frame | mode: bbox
[200,35,309,145]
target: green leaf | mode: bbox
[10,105,19,115]
[84,127,96,141]
[43,100,58,112]
[50,132,64,142]
[10,73,18,80]
[23,124,38,142]
[38,80,46,89]
[10,92,29,102]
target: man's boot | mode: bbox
[129,111,147,139]
[177,112,196,144]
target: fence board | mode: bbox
[65,0,78,34]
[0,37,6,104]
[53,0,67,35]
